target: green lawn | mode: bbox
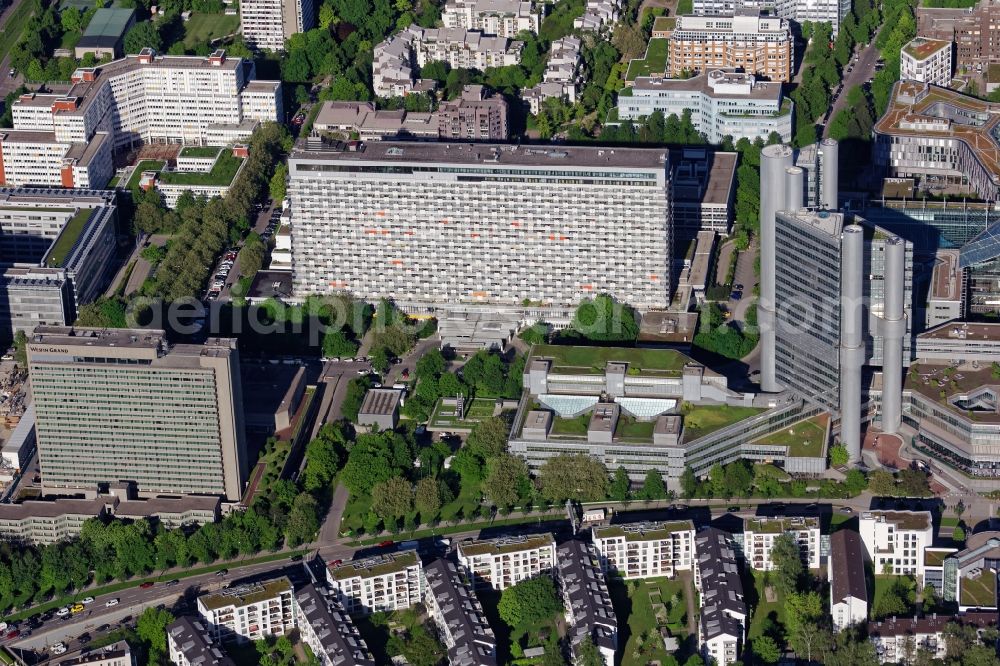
[873,575,916,619]
[428,397,501,429]
[531,343,690,376]
[551,412,591,436]
[610,577,692,666]
[45,209,94,268]
[747,571,786,641]
[125,160,166,190]
[159,150,243,186]
[682,405,764,441]
[625,38,670,82]
[961,571,998,608]
[0,0,35,72]
[182,12,240,49]
[179,145,222,158]
[753,414,829,457]
[617,416,656,441]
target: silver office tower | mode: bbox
[287,141,672,313]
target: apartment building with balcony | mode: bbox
[860,510,934,578]
[692,0,851,35]
[524,36,583,114]
[867,612,997,664]
[287,140,672,317]
[294,584,376,666]
[743,516,821,571]
[574,0,623,31]
[197,578,296,643]
[167,616,236,666]
[695,528,747,666]
[326,551,425,614]
[10,49,281,153]
[617,69,793,144]
[592,521,696,580]
[424,558,498,666]
[61,640,133,666]
[441,0,539,37]
[901,37,953,87]
[557,539,618,666]
[667,11,793,83]
[0,129,112,189]
[239,0,315,51]
[829,529,869,631]
[457,534,557,590]
[437,85,509,141]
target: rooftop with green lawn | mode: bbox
[178,145,223,158]
[459,534,555,557]
[744,516,819,534]
[751,413,829,457]
[594,520,694,541]
[924,548,955,568]
[44,209,94,268]
[961,570,997,608]
[530,344,691,376]
[625,38,670,82]
[681,404,764,442]
[329,551,419,580]
[124,160,166,190]
[198,577,292,610]
[159,149,244,187]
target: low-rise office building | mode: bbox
[924,251,964,329]
[860,511,934,578]
[671,148,737,234]
[327,551,425,614]
[618,69,792,144]
[167,616,237,666]
[457,534,556,590]
[743,517,821,571]
[424,558,498,666]
[914,322,1000,363]
[592,521,696,580]
[829,529,869,631]
[442,0,539,37]
[695,528,747,666]
[901,37,953,87]
[941,532,1000,611]
[557,539,617,666]
[294,584,376,666]
[357,388,402,431]
[197,578,296,643]
[667,12,793,83]
[312,101,440,141]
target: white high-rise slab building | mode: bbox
[240,0,315,51]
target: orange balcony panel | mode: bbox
[376,210,386,217]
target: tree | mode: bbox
[399,624,446,666]
[566,294,639,344]
[785,591,826,662]
[922,583,938,612]
[770,533,804,595]
[498,576,563,629]
[953,524,966,543]
[873,577,911,619]
[955,499,966,521]
[830,444,849,467]
[537,454,608,502]
[482,453,529,509]
[723,460,753,498]
[12,330,27,367]
[285,492,320,545]
[124,21,162,54]
[413,476,442,521]
[269,163,287,202]
[680,466,698,499]
[753,635,781,664]
[371,476,413,522]
[301,424,344,492]
[341,376,373,422]
[416,348,446,378]
[844,468,867,495]
[323,329,359,359]
[610,466,631,504]
[575,635,606,666]
[638,470,667,501]
[868,469,896,496]
[136,606,174,663]
[466,417,509,458]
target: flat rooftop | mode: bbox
[906,361,1000,423]
[671,149,738,206]
[593,520,694,541]
[919,321,1000,342]
[80,7,134,38]
[458,533,555,557]
[529,344,692,377]
[903,36,951,60]
[291,140,669,170]
[199,577,292,611]
[632,69,783,102]
[744,516,820,533]
[359,388,402,416]
[329,551,419,581]
[862,510,932,531]
[930,250,961,302]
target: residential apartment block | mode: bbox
[10,49,281,153]
[617,69,792,144]
[442,0,539,37]
[239,0,315,51]
[901,37,953,86]
[457,534,556,590]
[692,0,851,35]
[829,529,869,631]
[167,616,236,666]
[743,517,821,571]
[372,26,522,97]
[867,612,997,664]
[557,539,618,666]
[667,12,793,83]
[574,0,623,31]
[197,578,296,643]
[424,558,498,666]
[859,511,934,578]
[524,36,582,114]
[294,584,376,666]
[592,521,696,580]
[0,128,112,189]
[326,551,425,614]
[0,189,118,339]
[287,141,672,315]
[695,528,747,666]
[437,85,509,141]
[60,640,133,666]
[917,0,1000,73]
[26,327,249,501]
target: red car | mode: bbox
[6,630,19,640]
[139,581,154,589]
[378,540,394,548]
[330,559,343,567]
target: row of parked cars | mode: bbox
[207,249,239,300]
[261,207,282,243]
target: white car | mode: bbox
[52,643,67,655]
[105,598,119,607]
[82,596,95,604]
[356,368,368,375]
[55,607,71,617]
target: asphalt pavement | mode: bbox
[0,0,28,102]
[824,36,882,138]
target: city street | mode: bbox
[823,32,883,138]
[0,0,28,102]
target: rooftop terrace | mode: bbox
[199,578,291,611]
[459,534,555,557]
[751,413,829,457]
[530,344,691,376]
[906,361,1000,423]
[44,208,93,268]
[329,551,419,581]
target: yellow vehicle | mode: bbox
[70,603,85,614]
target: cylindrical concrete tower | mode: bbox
[820,138,839,211]
[759,144,794,393]
[840,225,865,464]
[880,237,907,435]
[785,166,804,213]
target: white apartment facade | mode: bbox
[442,0,539,37]
[574,0,623,31]
[0,129,112,189]
[196,578,296,643]
[592,521,696,579]
[867,613,996,664]
[326,552,425,614]
[287,141,672,315]
[10,49,281,153]
[618,69,792,143]
[693,0,851,34]
[743,517,821,571]
[860,511,934,578]
[900,37,953,87]
[239,0,316,51]
[524,36,582,114]
[695,528,747,666]
[457,534,557,590]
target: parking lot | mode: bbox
[204,247,238,301]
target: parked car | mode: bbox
[216,569,228,577]
[70,604,85,614]
[82,596,95,604]
[839,506,853,514]
[52,643,68,655]
[56,607,71,617]
[105,599,119,607]
[378,540,394,548]
[166,579,180,587]
[139,581,154,589]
